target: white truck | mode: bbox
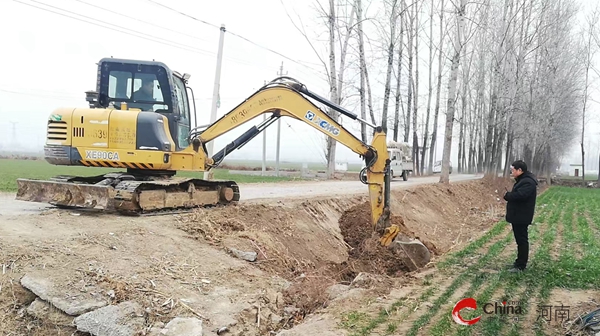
[432,160,453,174]
[387,141,413,181]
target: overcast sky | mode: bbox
[0,0,598,169]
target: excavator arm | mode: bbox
[192,77,397,247]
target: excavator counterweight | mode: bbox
[15,58,431,270]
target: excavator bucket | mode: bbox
[376,160,431,272]
[391,233,431,272]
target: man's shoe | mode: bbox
[508,267,524,273]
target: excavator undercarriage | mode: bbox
[17,171,239,215]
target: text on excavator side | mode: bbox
[304,110,340,136]
[85,150,120,161]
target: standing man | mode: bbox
[504,160,538,272]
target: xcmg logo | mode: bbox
[452,298,523,325]
[304,110,340,136]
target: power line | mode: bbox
[0,89,80,102]
[73,0,210,43]
[143,0,324,74]
[11,0,281,72]
[23,0,216,57]
[145,0,221,29]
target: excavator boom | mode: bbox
[193,78,392,235]
[189,76,429,268]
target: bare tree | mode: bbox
[420,0,435,175]
[411,0,420,175]
[392,0,406,142]
[279,0,356,179]
[403,0,415,143]
[580,6,599,185]
[355,0,368,142]
[380,0,401,135]
[440,0,466,184]
[428,0,445,175]
[284,0,589,181]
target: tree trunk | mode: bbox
[356,0,367,142]
[440,0,466,184]
[421,0,434,175]
[393,0,405,142]
[325,0,338,179]
[428,0,444,175]
[404,9,414,143]
[381,0,399,134]
[412,2,420,175]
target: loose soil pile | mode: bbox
[336,202,415,279]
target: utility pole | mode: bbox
[9,121,17,148]
[262,80,267,176]
[204,24,226,181]
[276,61,287,176]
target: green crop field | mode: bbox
[0,158,300,193]
[338,185,600,336]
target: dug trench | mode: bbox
[0,176,516,335]
[176,176,516,333]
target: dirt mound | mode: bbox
[336,202,413,279]
[178,201,353,279]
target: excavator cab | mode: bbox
[91,58,195,151]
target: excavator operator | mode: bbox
[130,76,156,110]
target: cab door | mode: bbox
[172,78,191,150]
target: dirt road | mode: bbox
[0,173,481,216]
[239,173,481,201]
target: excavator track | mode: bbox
[16,172,240,216]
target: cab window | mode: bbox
[173,77,190,121]
[107,70,168,111]
[173,76,190,148]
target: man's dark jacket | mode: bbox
[504,171,538,224]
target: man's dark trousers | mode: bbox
[511,222,530,269]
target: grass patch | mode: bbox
[483,191,564,336]
[0,158,299,192]
[435,221,509,270]
[338,286,438,336]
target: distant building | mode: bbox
[569,163,583,177]
[335,162,348,172]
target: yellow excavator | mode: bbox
[15,57,430,269]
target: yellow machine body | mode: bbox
[45,107,206,171]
